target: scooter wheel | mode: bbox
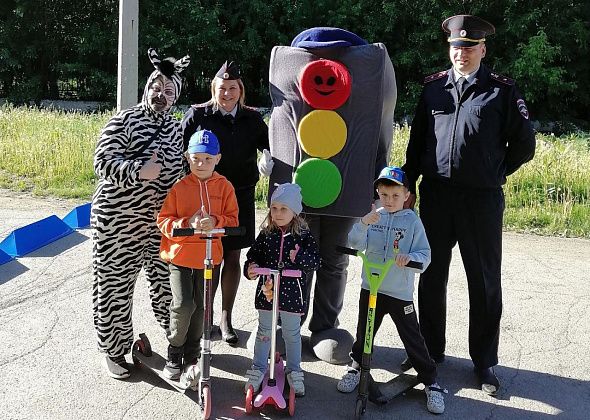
[245,385,254,414]
[138,333,152,356]
[288,386,296,416]
[354,397,365,419]
[202,385,211,419]
[132,339,144,367]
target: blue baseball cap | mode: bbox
[188,130,220,155]
[374,166,409,189]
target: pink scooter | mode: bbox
[245,266,301,416]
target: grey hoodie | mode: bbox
[348,208,431,301]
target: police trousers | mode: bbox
[418,179,504,368]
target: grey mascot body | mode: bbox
[267,28,396,363]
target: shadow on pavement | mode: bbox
[363,347,588,419]
[0,259,28,284]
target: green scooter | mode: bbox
[336,246,422,419]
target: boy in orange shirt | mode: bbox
[157,129,239,380]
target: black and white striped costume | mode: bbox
[91,49,190,357]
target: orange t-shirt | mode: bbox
[157,172,239,269]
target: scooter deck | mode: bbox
[253,355,287,409]
[132,349,196,394]
[380,368,420,401]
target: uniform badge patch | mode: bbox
[404,304,414,315]
[517,99,529,120]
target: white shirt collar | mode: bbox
[453,66,480,85]
[219,105,238,117]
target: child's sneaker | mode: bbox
[287,370,305,397]
[103,355,130,379]
[244,369,265,394]
[425,383,447,414]
[337,365,360,393]
[180,363,200,391]
[163,345,183,380]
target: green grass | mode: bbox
[503,133,590,237]
[1,106,589,238]
[0,105,109,198]
[389,124,590,238]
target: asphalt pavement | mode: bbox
[1,190,589,419]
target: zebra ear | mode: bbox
[148,48,161,69]
[174,55,190,74]
[157,58,176,78]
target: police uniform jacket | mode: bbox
[403,65,535,192]
[244,228,321,314]
[181,103,269,190]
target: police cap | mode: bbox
[215,60,241,80]
[442,15,495,47]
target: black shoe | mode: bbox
[400,357,413,371]
[184,356,200,366]
[219,326,239,345]
[432,354,445,364]
[474,367,500,396]
[400,353,445,371]
[368,375,388,405]
[163,344,183,380]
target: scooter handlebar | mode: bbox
[172,228,195,237]
[282,269,302,277]
[223,226,246,237]
[252,267,271,276]
[335,245,358,256]
[172,226,246,237]
[406,261,423,270]
[336,245,423,270]
[252,267,302,277]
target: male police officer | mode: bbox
[402,15,536,395]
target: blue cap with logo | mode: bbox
[374,166,409,189]
[188,130,220,155]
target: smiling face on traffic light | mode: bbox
[299,59,352,110]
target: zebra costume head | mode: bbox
[143,48,190,113]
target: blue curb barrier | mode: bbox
[63,202,91,229]
[0,215,73,258]
[0,249,13,265]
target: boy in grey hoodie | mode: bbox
[337,166,446,414]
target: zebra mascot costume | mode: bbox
[92,48,190,378]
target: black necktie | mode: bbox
[457,76,467,96]
[224,113,235,124]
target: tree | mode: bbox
[1,0,588,127]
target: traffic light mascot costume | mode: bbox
[266,28,396,363]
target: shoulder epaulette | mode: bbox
[241,105,258,112]
[423,70,448,84]
[240,105,269,118]
[190,102,214,116]
[191,102,210,109]
[490,72,515,86]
